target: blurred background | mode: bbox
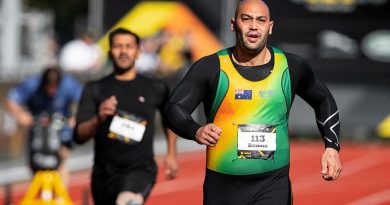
[0,0,390,201]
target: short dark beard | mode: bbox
[113,61,134,75]
[234,36,265,61]
[237,32,268,55]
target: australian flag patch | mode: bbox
[235,89,252,99]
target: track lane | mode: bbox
[1,141,389,205]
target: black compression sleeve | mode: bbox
[165,55,219,140]
[290,54,340,151]
[155,80,171,127]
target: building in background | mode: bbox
[0,0,56,82]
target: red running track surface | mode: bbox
[1,141,390,205]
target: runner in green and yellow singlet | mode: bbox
[166,0,342,204]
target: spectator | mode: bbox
[6,67,83,186]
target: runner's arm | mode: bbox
[165,57,217,140]
[73,83,99,144]
[157,80,179,179]
[163,128,179,179]
[294,59,340,152]
[290,56,342,180]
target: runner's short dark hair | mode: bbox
[108,27,141,48]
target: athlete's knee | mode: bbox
[116,191,144,205]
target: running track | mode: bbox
[1,141,390,205]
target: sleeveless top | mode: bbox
[206,47,292,175]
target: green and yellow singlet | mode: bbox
[207,47,292,175]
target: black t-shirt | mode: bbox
[166,46,340,151]
[74,73,170,169]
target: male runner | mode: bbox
[166,0,342,204]
[74,28,178,205]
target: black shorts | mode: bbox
[91,159,157,205]
[203,165,292,205]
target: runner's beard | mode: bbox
[249,36,267,53]
[113,60,135,75]
[237,32,269,55]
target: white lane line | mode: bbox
[345,189,390,205]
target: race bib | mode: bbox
[108,111,147,143]
[237,124,276,160]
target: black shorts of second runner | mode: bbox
[203,165,292,205]
[91,159,158,205]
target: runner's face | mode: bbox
[110,34,140,71]
[232,0,273,54]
